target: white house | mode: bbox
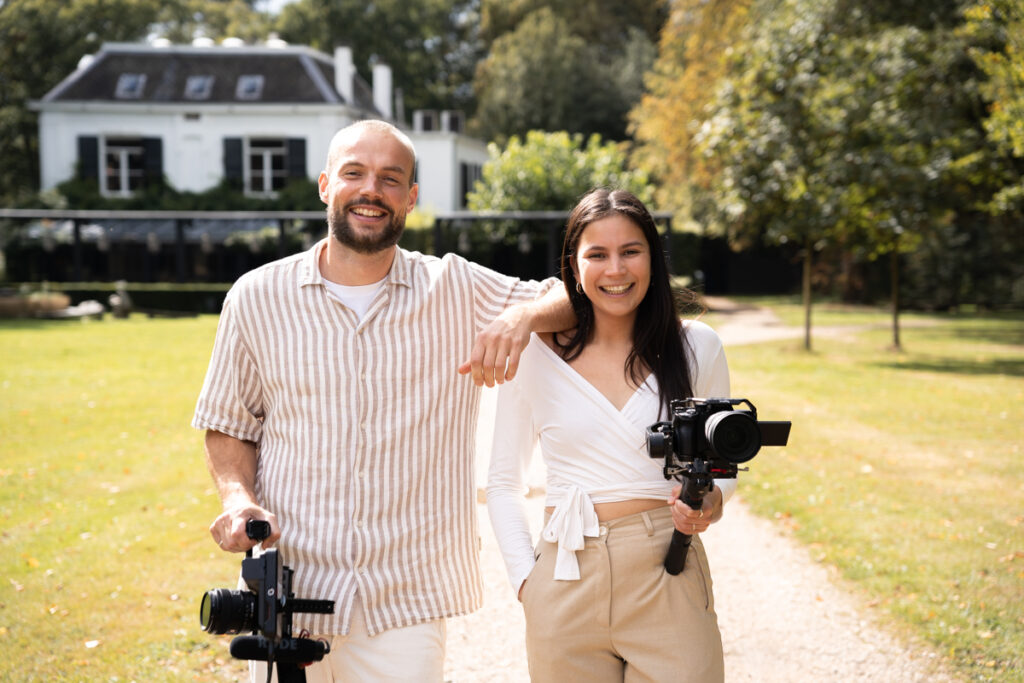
[32,40,487,214]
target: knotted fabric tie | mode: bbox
[541,486,600,580]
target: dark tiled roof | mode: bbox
[43,45,378,112]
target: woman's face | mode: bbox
[573,214,651,324]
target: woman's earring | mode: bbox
[575,282,583,294]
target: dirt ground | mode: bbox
[443,301,962,682]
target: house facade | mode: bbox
[32,41,486,213]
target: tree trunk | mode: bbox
[891,247,902,351]
[803,238,812,351]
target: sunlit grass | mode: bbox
[1,307,1021,681]
[724,310,1023,681]
[0,315,246,681]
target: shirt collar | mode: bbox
[299,238,412,289]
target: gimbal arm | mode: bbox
[664,459,715,576]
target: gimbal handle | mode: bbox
[664,465,714,575]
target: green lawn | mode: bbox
[720,301,1023,681]
[0,306,1021,681]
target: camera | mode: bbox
[646,398,791,575]
[200,520,335,683]
[647,397,791,475]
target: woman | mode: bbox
[487,188,732,682]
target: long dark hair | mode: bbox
[555,188,701,416]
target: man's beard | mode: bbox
[327,199,405,254]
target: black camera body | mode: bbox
[646,398,791,575]
[200,520,335,683]
[647,397,791,478]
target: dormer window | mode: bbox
[235,75,264,100]
[184,75,214,100]
[115,73,146,99]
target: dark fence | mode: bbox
[1,208,800,304]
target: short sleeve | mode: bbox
[191,289,265,443]
[466,258,559,330]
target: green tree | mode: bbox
[473,1,665,142]
[466,130,652,212]
[274,0,481,115]
[479,0,666,48]
[629,0,754,219]
[0,0,165,205]
[965,0,1024,213]
[473,9,616,144]
[638,0,1012,347]
[153,0,272,44]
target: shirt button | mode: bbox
[355,520,364,528]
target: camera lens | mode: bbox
[200,588,257,635]
[705,411,761,463]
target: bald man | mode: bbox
[194,120,571,681]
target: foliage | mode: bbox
[0,0,161,205]
[274,0,481,115]
[632,0,1024,345]
[472,2,663,142]
[478,0,666,48]
[963,0,1024,213]
[629,0,754,217]
[153,0,272,43]
[49,176,324,211]
[466,130,653,212]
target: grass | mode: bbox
[0,315,246,681]
[1,304,1021,681]
[719,300,1023,681]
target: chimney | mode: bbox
[334,46,354,104]
[373,63,393,120]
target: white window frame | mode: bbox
[236,74,265,100]
[185,75,214,100]
[100,136,145,198]
[244,138,288,197]
[115,73,146,99]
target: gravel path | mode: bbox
[444,301,961,682]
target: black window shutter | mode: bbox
[142,137,163,186]
[287,138,306,179]
[223,137,243,188]
[77,136,99,180]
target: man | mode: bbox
[193,120,571,681]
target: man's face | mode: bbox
[318,129,418,254]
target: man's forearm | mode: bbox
[525,282,574,334]
[204,429,259,509]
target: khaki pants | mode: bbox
[521,506,724,683]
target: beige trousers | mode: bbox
[249,595,446,682]
[521,506,724,683]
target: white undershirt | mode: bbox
[322,277,386,320]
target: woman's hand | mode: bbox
[668,484,724,535]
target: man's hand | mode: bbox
[459,283,574,387]
[203,430,279,553]
[458,304,532,387]
[209,501,281,553]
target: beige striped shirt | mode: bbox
[193,239,551,635]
